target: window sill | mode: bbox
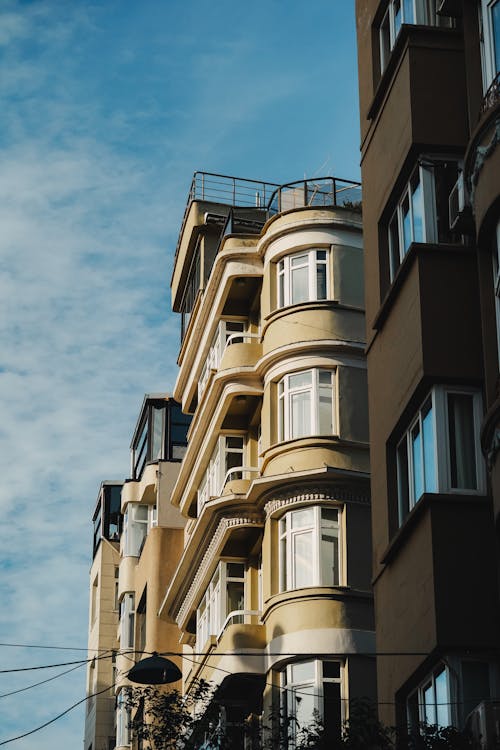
[379,491,490,569]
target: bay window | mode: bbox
[116,689,131,747]
[279,506,340,591]
[196,561,245,649]
[397,387,485,523]
[380,0,452,72]
[407,665,452,730]
[388,160,461,280]
[277,248,328,308]
[281,660,342,745]
[480,0,500,92]
[120,593,135,650]
[199,319,245,398]
[123,504,148,557]
[278,369,335,441]
[197,435,245,514]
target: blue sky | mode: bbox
[0,1,361,746]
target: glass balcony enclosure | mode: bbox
[92,481,123,559]
[130,395,191,480]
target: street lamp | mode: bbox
[127,651,182,685]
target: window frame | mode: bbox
[276,247,329,309]
[279,506,341,592]
[492,220,500,366]
[278,368,336,442]
[123,504,149,557]
[199,318,246,398]
[119,593,135,650]
[195,560,246,650]
[407,664,453,731]
[116,688,131,747]
[397,386,485,524]
[480,0,500,92]
[280,659,344,745]
[197,434,246,514]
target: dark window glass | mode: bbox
[324,681,342,744]
[434,162,460,243]
[448,393,477,489]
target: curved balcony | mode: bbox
[465,92,500,240]
[120,463,157,511]
[266,177,361,216]
[262,437,370,479]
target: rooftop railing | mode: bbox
[267,176,362,215]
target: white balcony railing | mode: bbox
[217,609,262,640]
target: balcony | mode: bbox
[267,177,362,215]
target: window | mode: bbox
[196,561,245,649]
[277,248,328,308]
[91,575,99,624]
[197,435,245,513]
[120,593,135,650]
[199,319,245,397]
[480,0,500,91]
[278,369,335,441]
[116,689,131,747]
[379,0,452,71]
[123,504,148,557]
[492,220,500,366]
[407,665,452,730]
[397,387,485,523]
[279,506,340,591]
[388,160,461,280]
[114,567,119,611]
[180,247,201,340]
[281,660,342,745]
[131,400,190,478]
[137,589,147,653]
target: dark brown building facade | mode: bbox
[355,0,500,738]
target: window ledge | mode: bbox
[379,492,490,568]
[371,242,472,336]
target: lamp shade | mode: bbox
[127,652,182,685]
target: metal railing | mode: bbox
[267,176,362,215]
[217,609,262,639]
[481,71,500,116]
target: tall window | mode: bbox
[379,0,452,71]
[278,369,335,441]
[277,249,328,308]
[116,689,131,747]
[197,435,245,513]
[196,561,245,649]
[279,506,340,591]
[388,160,461,280]
[120,593,135,649]
[407,665,452,730]
[397,387,484,523]
[492,220,500,366]
[199,319,245,397]
[123,504,149,557]
[281,660,342,745]
[480,0,500,91]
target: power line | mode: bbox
[0,662,86,699]
[0,682,116,746]
[0,652,114,674]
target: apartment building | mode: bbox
[85,396,190,750]
[158,172,376,746]
[85,481,122,750]
[355,0,500,738]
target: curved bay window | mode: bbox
[277,248,329,309]
[279,506,340,591]
[278,369,335,441]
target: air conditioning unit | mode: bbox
[448,172,466,231]
[465,700,500,749]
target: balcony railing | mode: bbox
[217,609,262,640]
[267,176,362,215]
[481,71,500,116]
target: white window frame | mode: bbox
[388,158,463,280]
[123,504,148,557]
[199,319,246,398]
[281,659,343,744]
[197,434,245,514]
[379,1,451,72]
[119,593,135,650]
[279,506,341,592]
[397,386,485,524]
[407,664,453,730]
[278,369,336,441]
[277,248,329,309]
[116,688,131,747]
[480,0,500,91]
[195,560,245,650]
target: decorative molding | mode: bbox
[176,514,264,626]
[264,486,370,517]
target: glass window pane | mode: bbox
[448,393,477,489]
[493,2,500,74]
[227,562,244,578]
[319,385,333,434]
[291,508,314,528]
[422,399,436,493]
[323,661,340,679]
[317,250,327,261]
[411,174,424,243]
[151,407,164,460]
[291,254,308,267]
[291,265,309,304]
[226,582,244,616]
[435,669,450,727]
[290,661,315,684]
[293,531,313,588]
[412,423,424,501]
[394,0,402,36]
[279,270,285,307]
[321,508,338,526]
[423,682,436,725]
[319,370,331,384]
[289,371,312,389]
[291,391,311,438]
[403,0,414,23]
[402,195,412,253]
[226,436,243,449]
[462,661,490,720]
[316,263,327,300]
[398,438,410,518]
[320,526,338,585]
[294,685,315,730]
[389,213,401,275]
[324,682,342,744]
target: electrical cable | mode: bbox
[0,662,85,699]
[0,682,116,746]
[0,652,114,674]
